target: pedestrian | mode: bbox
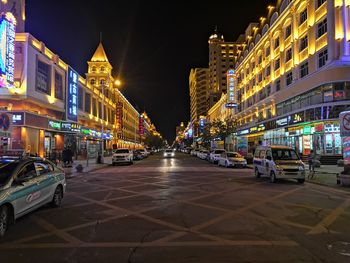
[62,147,68,167]
[50,148,58,165]
[67,148,73,167]
[307,150,316,179]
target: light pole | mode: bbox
[100,80,105,164]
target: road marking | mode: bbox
[307,198,350,235]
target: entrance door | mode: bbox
[44,137,51,157]
[325,134,333,155]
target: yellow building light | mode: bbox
[335,0,343,7]
[47,95,56,104]
[44,49,53,60]
[32,39,41,50]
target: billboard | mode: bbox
[0,12,16,88]
[139,115,144,135]
[226,69,237,108]
[67,67,78,122]
[116,102,123,132]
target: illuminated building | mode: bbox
[234,0,350,162]
[189,68,209,123]
[0,0,25,33]
[0,32,142,156]
[207,28,243,110]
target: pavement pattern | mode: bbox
[1,153,350,263]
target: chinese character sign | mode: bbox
[67,67,78,122]
[116,102,123,132]
[0,12,16,88]
[226,69,237,108]
[139,115,144,135]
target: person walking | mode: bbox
[307,150,316,179]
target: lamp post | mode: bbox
[100,80,105,164]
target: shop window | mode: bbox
[284,101,292,114]
[300,93,310,107]
[291,97,301,111]
[305,108,315,121]
[334,83,346,101]
[323,85,333,102]
[315,107,322,120]
[310,89,322,104]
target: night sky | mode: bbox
[26,0,272,142]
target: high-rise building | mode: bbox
[233,0,350,160]
[189,68,209,123]
[207,28,243,110]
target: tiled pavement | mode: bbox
[0,154,350,262]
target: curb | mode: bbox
[65,163,110,179]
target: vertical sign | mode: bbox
[139,115,144,136]
[0,12,16,88]
[67,67,78,122]
[116,102,123,132]
[226,69,237,108]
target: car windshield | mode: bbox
[214,150,225,154]
[272,149,299,160]
[0,160,18,186]
[165,150,173,153]
[114,149,129,154]
[227,153,240,158]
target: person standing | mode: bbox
[307,150,316,179]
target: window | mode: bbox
[299,9,307,25]
[92,98,97,116]
[78,86,83,110]
[34,162,54,176]
[258,73,263,83]
[317,18,327,38]
[17,163,37,181]
[300,62,309,78]
[91,66,97,73]
[99,102,102,119]
[100,79,105,86]
[275,58,280,70]
[300,35,308,51]
[90,79,96,85]
[85,93,91,113]
[36,60,51,95]
[285,48,292,62]
[274,37,280,50]
[266,47,270,57]
[267,85,271,96]
[323,85,333,102]
[276,79,281,91]
[258,55,262,64]
[54,71,63,100]
[285,25,292,39]
[286,72,293,86]
[266,66,271,76]
[317,0,326,9]
[318,49,328,68]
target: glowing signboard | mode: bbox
[226,69,237,108]
[67,67,78,122]
[0,12,16,88]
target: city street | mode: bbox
[0,153,350,262]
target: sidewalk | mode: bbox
[59,156,112,178]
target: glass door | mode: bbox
[325,134,333,154]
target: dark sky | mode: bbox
[26,0,272,142]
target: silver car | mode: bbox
[218,152,247,168]
[0,157,66,237]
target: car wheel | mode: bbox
[270,171,277,183]
[297,179,305,184]
[255,168,261,178]
[0,205,9,238]
[51,186,63,208]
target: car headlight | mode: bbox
[172,153,175,156]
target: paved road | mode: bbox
[1,153,350,263]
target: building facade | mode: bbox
[233,0,350,160]
[207,29,242,110]
[0,31,142,157]
[189,68,209,123]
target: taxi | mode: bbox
[0,157,66,238]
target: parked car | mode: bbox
[209,149,226,164]
[132,150,143,161]
[190,149,198,156]
[0,157,66,238]
[253,145,305,184]
[164,149,175,158]
[112,149,133,165]
[198,150,209,160]
[139,149,150,158]
[218,152,247,168]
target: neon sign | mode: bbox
[67,67,78,122]
[226,69,237,108]
[0,12,16,88]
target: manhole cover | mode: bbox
[327,241,350,257]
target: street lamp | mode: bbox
[115,79,122,87]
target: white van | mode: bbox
[253,145,305,184]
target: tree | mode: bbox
[144,134,165,149]
[211,118,237,141]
